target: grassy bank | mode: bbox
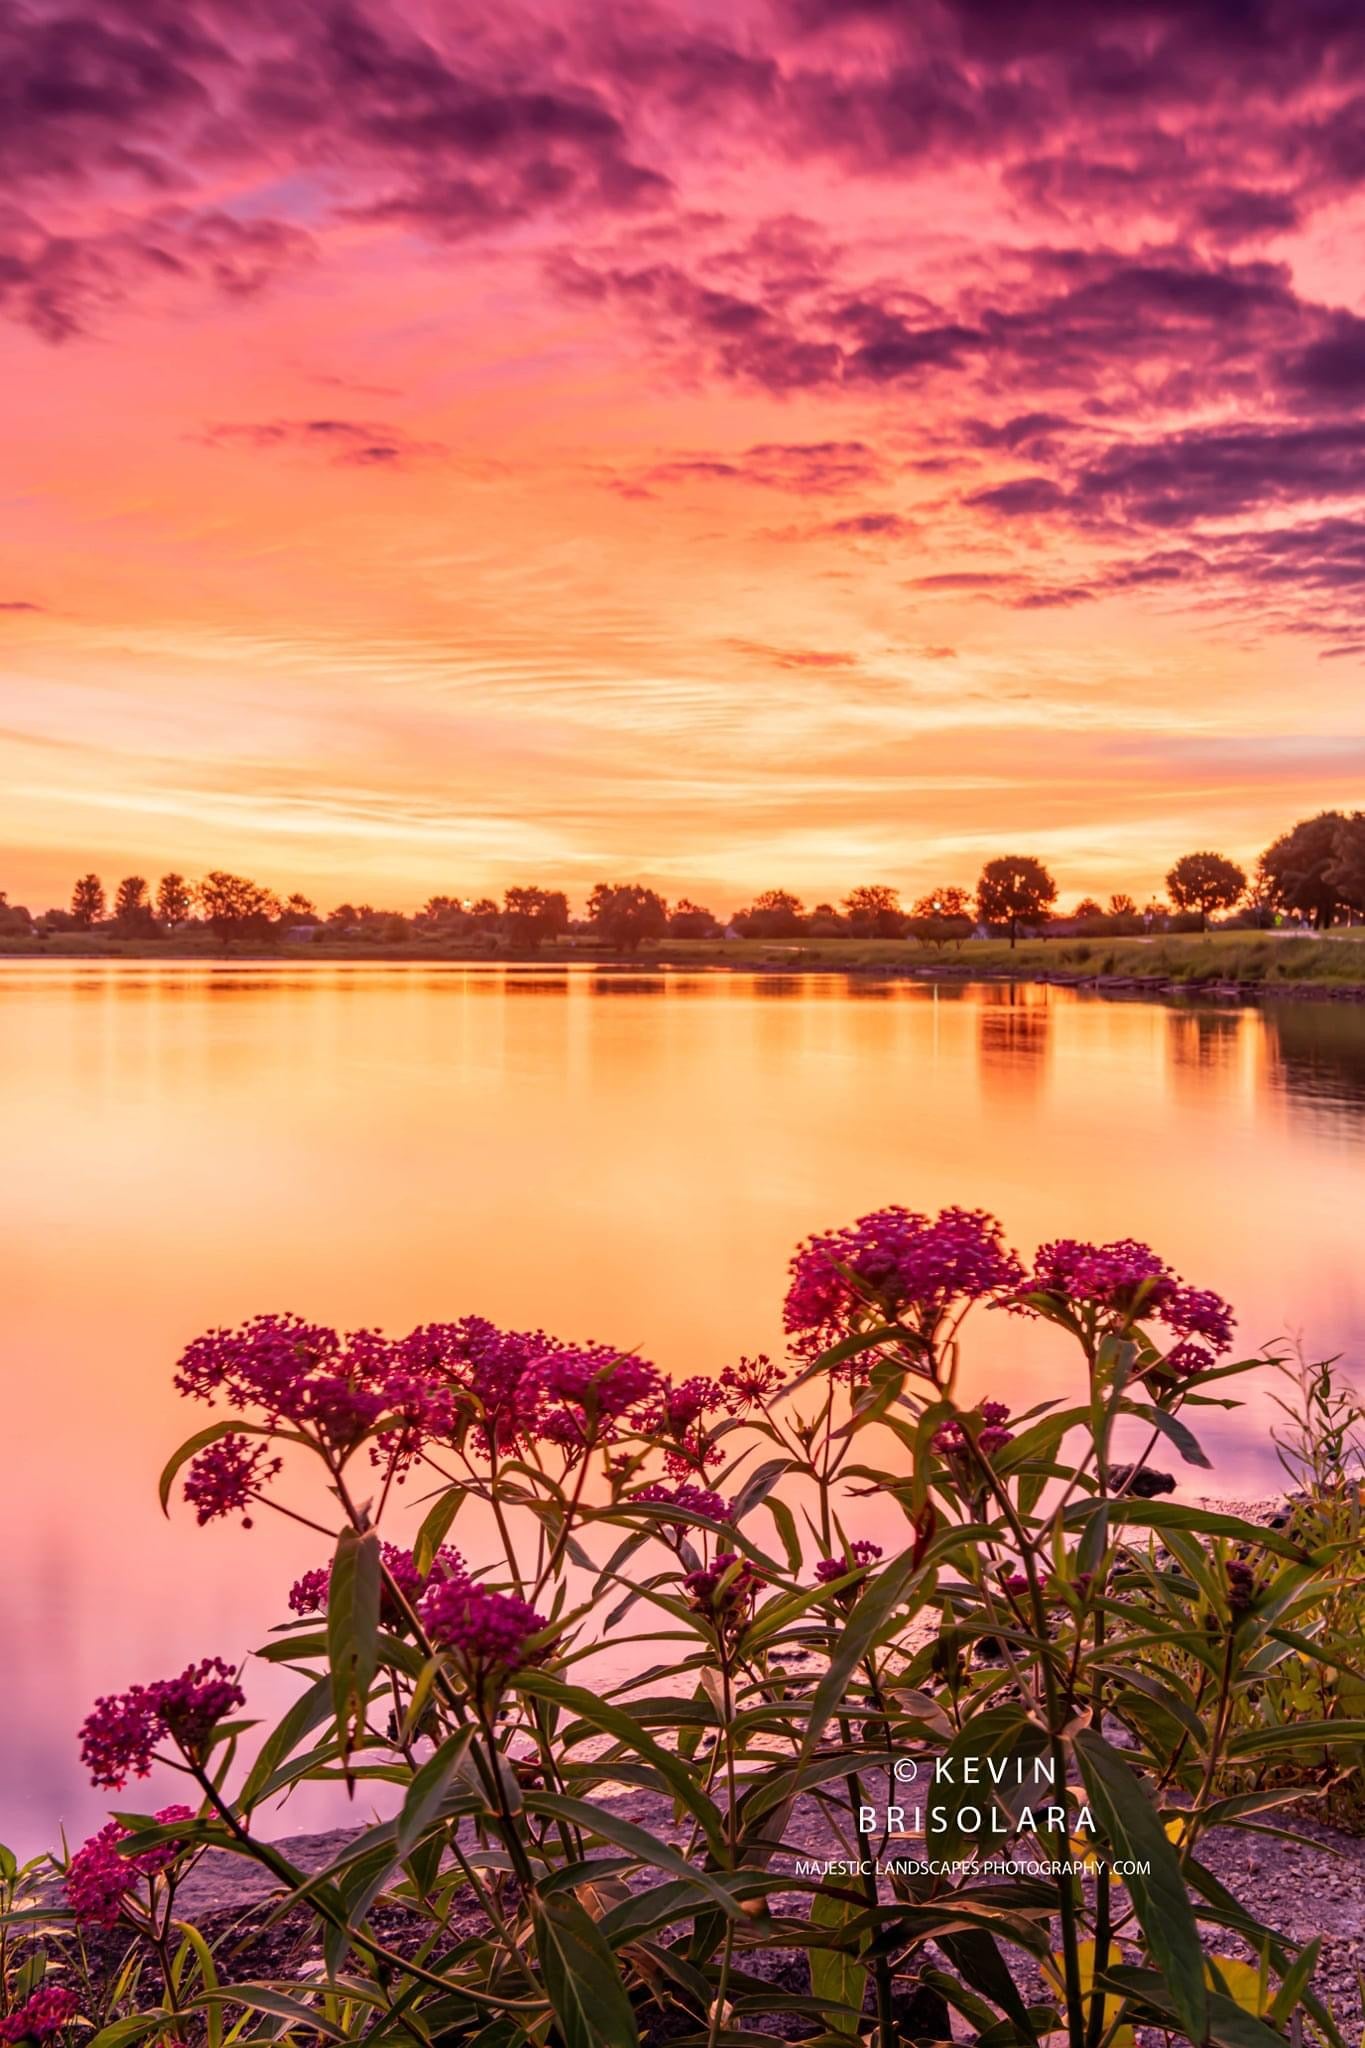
[4,928,1365,989]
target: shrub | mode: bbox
[6,1214,1363,2048]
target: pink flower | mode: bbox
[1016,1239,1235,1370]
[80,1659,243,1787]
[785,1207,1023,1362]
[146,1659,244,1757]
[816,1540,883,1584]
[719,1355,784,1409]
[287,1543,465,1617]
[931,1403,1014,1461]
[0,1988,80,2042]
[183,1435,282,1526]
[634,1482,730,1530]
[683,1552,760,1628]
[78,1686,160,1789]
[420,1581,550,1677]
[65,1807,195,1928]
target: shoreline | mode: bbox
[4,935,1365,1006]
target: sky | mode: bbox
[4,0,1365,914]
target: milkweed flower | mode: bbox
[65,1807,195,1927]
[1015,1238,1234,1372]
[420,1580,551,1680]
[785,1206,1024,1364]
[183,1435,282,1526]
[815,1540,882,1583]
[634,1482,730,1530]
[287,1542,465,1617]
[0,1986,81,2042]
[79,1660,244,1787]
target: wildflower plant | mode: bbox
[6,1207,1365,2048]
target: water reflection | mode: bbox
[1,961,1363,1849]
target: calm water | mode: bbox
[3,962,1364,1850]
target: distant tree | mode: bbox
[380,915,410,943]
[1165,851,1246,930]
[282,893,318,924]
[468,897,501,930]
[807,903,846,936]
[197,871,281,943]
[0,891,32,937]
[327,902,360,928]
[1259,812,1351,928]
[842,884,906,937]
[420,895,469,930]
[587,883,668,952]
[113,876,154,933]
[668,898,719,938]
[156,873,193,926]
[912,886,973,920]
[70,873,105,927]
[1107,892,1138,917]
[1073,898,1104,920]
[735,889,806,939]
[503,885,571,951]
[976,856,1057,948]
[1325,812,1365,914]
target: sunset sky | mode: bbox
[5,0,1365,912]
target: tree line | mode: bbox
[1,809,1362,950]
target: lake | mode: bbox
[3,961,1363,1851]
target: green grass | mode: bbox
[5,929,1365,986]
[658,931,1365,985]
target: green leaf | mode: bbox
[396,1729,473,1859]
[1073,1727,1207,2044]
[729,1458,795,1525]
[192,1986,348,2041]
[238,1674,335,1812]
[808,1885,867,2035]
[800,1546,923,1767]
[326,1527,381,1756]
[532,1890,639,2048]
[1119,1402,1211,1470]
[413,1486,465,1576]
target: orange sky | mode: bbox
[4,0,1365,914]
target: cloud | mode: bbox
[201,417,445,467]
[609,438,880,498]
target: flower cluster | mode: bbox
[784,1207,1024,1362]
[719,1354,784,1409]
[683,1551,761,1632]
[288,1542,465,1617]
[642,1376,727,1475]
[931,1401,1014,1460]
[634,1481,730,1531]
[815,1540,883,1584]
[420,1580,551,1679]
[79,1659,244,1788]
[65,1807,194,1928]
[183,1435,282,1527]
[1016,1238,1235,1373]
[0,1987,80,2043]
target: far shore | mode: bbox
[5,928,1365,1002]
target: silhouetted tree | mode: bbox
[668,899,719,937]
[1259,812,1350,928]
[912,886,972,920]
[503,886,570,950]
[113,876,154,933]
[1325,812,1365,914]
[735,889,806,938]
[976,856,1057,948]
[197,871,281,943]
[1073,898,1104,920]
[281,893,318,924]
[70,873,105,927]
[842,885,906,937]
[328,903,360,928]
[156,873,193,926]
[587,883,668,951]
[1165,851,1246,930]
[1107,893,1137,917]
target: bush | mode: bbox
[6,1212,1363,2048]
